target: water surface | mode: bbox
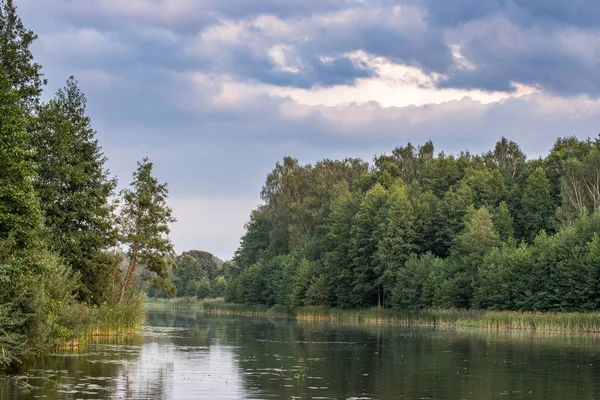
[3,310,600,399]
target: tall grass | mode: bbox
[146,297,600,333]
[56,296,146,348]
[295,306,600,332]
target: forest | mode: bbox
[226,136,600,312]
[0,0,175,368]
[147,250,230,300]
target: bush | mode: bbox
[0,245,145,370]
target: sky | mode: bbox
[15,0,600,260]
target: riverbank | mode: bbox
[0,297,145,370]
[145,298,600,333]
[60,298,146,348]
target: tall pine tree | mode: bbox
[0,0,43,250]
[0,0,45,110]
[0,70,41,251]
[33,77,118,304]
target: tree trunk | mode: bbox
[120,239,139,302]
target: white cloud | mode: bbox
[268,45,302,73]
[198,21,246,45]
[186,4,430,65]
[271,51,538,108]
[179,50,538,121]
[176,62,600,144]
[450,44,476,71]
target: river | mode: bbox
[2,310,600,399]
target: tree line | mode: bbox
[147,250,230,300]
[226,136,600,312]
[0,0,175,366]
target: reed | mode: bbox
[295,307,600,332]
[56,296,146,349]
[145,297,600,333]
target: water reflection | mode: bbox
[3,310,600,399]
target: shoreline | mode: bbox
[145,298,600,333]
[0,299,145,371]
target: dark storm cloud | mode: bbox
[421,0,600,29]
[439,16,600,96]
[225,52,376,89]
[419,0,600,95]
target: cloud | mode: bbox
[271,52,538,108]
[440,17,600,95]
[25,0,600,96]
[172,65,600,150]
[184,5,450,88]
[60,0,359,29]
[40,28,131,57]
[15,0,600,258]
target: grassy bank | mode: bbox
[146,297,600,333]
[0,297,145,370]
[59,298,146,348]
[295,307,600,332]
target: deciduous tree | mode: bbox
[119,158,176,302]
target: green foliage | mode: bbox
[559,145,600,220]
[390,253,438,310]
[432,184,473,257]
[156,250,229,300]
[0,0,45,109]
[436,207,500,308]
[492,137,527,185]
[349,183,389,307]
[517,167,555,241]
[0,244,143,369]
[0,2,151,370]
[33,77,119,304]
[118,158,176,301]
[492,201,515,242]
[472,213,600,312]
[173,255,209,297]
[233,207,273,268]
[321,182,361,308]
[212,276,227,298]
[230,136,600,314]
[463,167,506,209]
[376,182,417,295]
[0,71,41,250]
[305,274,327,306]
